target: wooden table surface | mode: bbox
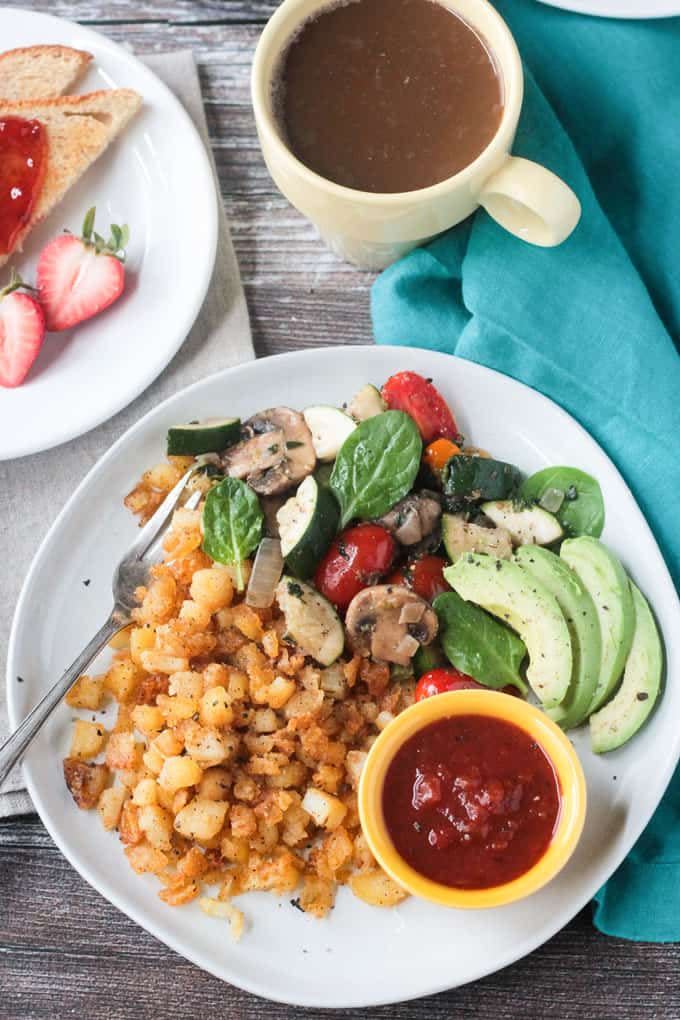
[1,3,678,1017]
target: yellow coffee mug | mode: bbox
[251,0,581,269]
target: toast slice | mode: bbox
[0,45,92,100]
[0,89,142,267]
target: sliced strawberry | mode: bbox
[37,206,128,332]
[0,270,46,388]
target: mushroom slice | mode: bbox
[223,407,317,497]
[345,585,438,666]
[377,491,442,546]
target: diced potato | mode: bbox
[63,758,109,809]
[130,704,164,738]
[197,767,232,801]
[299,874,336,918]
[143,746,164,776]
[156,693,199,724]
[158,755,203,794]
[349,868,408,907]
[202,663,230,691]
[140,651,190,675]
[108,625,133,651]
[131,777,158,807]
[129,625,156,665]
[253,708,278,734]
[320,663,347,699]
[138,803,174,851]
[230,803,257,839]
[168,671,204,700]
[284,688,324,720]
[112,703,133,734]
[174,798,229,841]
[172,789,191,814]
[376,710,395,731]
[178,599,212,631]
[345,750,367,790]
[104,658,143,703]
[97,784,128,830]
[125,843,169,875]
[226,668,249,702]
[301,788,347,831]
[267,760,308,790]
[199,686,234,729]
[199,897,245,941]
[65,674,105,710]
[312,764,343,795]
[184,725,236,767]
[69,720,107,760]
[266,675,296,710]
[118,800,143,846]
[190,567,234,613]
[153,729,184,757]
[220,834,250,865]
[105,732,143,771]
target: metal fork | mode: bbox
[0,466,201,788]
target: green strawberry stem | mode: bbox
[79,206,130,263]
[0,268,38,300]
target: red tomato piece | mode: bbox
[315,523,396,611]
[381,371,459,444]
[414,668,519,701]
[387,555,449,602]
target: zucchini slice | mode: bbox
[276,576,344,666]
[167,418,240,456]
[303,405,357,462]
[442,512,513,562]
[277,476,339,579]
[347,383,386,422]
[481,501,563,546]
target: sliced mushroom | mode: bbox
[345,585,438,666]
[222,407,316,496]
[377,491,442,546]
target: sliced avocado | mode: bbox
[441,512,513,563]
[482,501,563,547]
[590,583,662,753]
[515,546,600,729]
[561,537,635,713]
[444,553,572,708]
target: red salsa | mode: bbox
[0,117,47,256]
[382,715,561,889]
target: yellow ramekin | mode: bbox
[358,690,586,909]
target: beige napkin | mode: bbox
[0,51,254,817]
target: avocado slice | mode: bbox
[444,553,572,708]
[515,546,600,729]
[560,537,635,713]
[590,583,662,753]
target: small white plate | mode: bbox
[0,8,218,460]
[537,0,680,18]
[7,347,680,1008]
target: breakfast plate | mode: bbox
[0,8,218,460]
[537,0,680,17]
[7,346,680,1008]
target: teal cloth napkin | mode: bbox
[371,1,680,941]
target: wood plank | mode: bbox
[18,0,278,25]
[2,816,679,1020]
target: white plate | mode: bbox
[537,0,680,18]
[7,347,680,1008]
[0,8,218,460]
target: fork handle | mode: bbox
[0,611,125,790]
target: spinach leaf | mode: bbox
[202,478,264,590]
[443,456,522,505]
[433,590,528,694]
[521,467,604,538]
[330,410,422,527]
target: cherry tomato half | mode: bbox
[382,371,459,445]
[315,523,396,612]
[387,555,450,602]
[414,668,521,701]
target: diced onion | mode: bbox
[246,538,284,608]
[539,487,565,513]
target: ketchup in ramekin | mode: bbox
[382,714,561,890]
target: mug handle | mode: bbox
[479,156,581,247]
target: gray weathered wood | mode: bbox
[1,3,678,1017]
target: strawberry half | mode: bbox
[0,270,46,388]
[37,206,129,332]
